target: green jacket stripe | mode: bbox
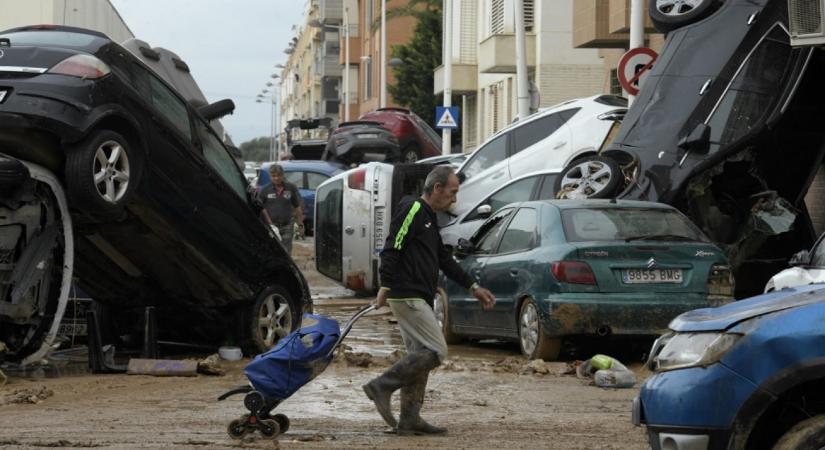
[394,201,421,250]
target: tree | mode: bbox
[239,136,273,162]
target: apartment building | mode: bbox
[434,0,608,153]
[0,0,133,42]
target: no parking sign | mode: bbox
[617,47,658,96]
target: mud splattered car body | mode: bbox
[558,0,825,296]
[0,26,310,363]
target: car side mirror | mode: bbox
[457,171,467,184]
[476,204,492,219]
[678,123,711,154]
[198,99,236,121]
[790,250,811,267]
[455,238,474,257]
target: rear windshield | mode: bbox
[315,179,344,281]
[561,208,708,243]
[0,31,100,48]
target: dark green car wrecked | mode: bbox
[436,199,734,360]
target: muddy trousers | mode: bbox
[363,299,447,434]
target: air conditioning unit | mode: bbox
[788,0,825,47]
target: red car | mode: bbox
[359,108,442,163]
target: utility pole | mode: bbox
[442,0,452,155]
[514,0,529,120]
[344,7,351,121]
[380,0,387,108]
[629,0,644,105]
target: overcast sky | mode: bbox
[110,0,305,145]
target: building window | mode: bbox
[610,69,622,96]
[523,0,535,32]
[465,94,478,147]
[490,0,505,35]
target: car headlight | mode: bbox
[653,332,741,372]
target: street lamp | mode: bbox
[307,9,351,122]
[260,75,281,161]
[380,0,387,108]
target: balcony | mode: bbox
[339,35,362,65]
[433,64,478,95]
[478,33,536,74]
[607,0,659,33]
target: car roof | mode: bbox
[262,160,348,173]
[520,199,678,210]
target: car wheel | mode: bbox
[401,145,421,163]
[246,286,298,355]
[555,155,622,200]
[518,299,561,361]
[66,130,140,218]
[649,0,722,33]
[433,288,462,344]
[771,415,825,450]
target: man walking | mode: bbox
[259,164,303,255]
[363,165,496,435]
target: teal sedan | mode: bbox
[435,199,734,360]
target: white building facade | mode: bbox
[0,0,133,42]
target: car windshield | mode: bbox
[0,30,100,48]
[561,208,708,243]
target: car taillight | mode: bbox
[48,54,111,79]
[348,168,367,191]
[708,264,734,297]
[551,261,596,285]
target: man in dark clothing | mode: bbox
[363,165,496,435]
[258,164,303,255]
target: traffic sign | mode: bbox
[435,106,460,129]
[617,47,658,96]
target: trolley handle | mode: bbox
[328,304,376,357]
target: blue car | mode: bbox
[634,284,825,450]
[257,161,347,235]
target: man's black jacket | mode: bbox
[379,198,475,303]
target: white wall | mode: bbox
[0,0,133,42]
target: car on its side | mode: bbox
[0,25,310,363]
[635,284,825,450]
[360,108,442,163]
[452,95,626,218]
[764,231,825,293]
[257,160,347,236]
[322,120,400,165]
[556,0,825,297]
[440,169,560,248]
[436,199,734,360]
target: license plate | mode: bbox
[58,322,87,337]
[0,90,6,103]
[374,207,385,250]
[622,269,683,284]
[357,133,379,139]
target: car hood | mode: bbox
[669,283,825,332]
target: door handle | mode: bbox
[509,269,519,277]
[553,141,567,150]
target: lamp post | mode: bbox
[257,74,281,161]
[380,0,387,108]
[309,15,350,122]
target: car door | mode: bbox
[305,171,331,226]
[507,109,576,178]
[478,207,539,336]
[449,207,514,333]
[455,174,541,243]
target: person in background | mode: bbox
[259,164,303,254]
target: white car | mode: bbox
[764,233,825,292]
[453,94,626,217]
[440,169,560,247]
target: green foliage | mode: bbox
[239,136,273,162]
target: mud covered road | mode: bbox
[0,240,651,449]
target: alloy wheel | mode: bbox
[93,140,130,204]
[655,0,704,16]
[520,302,540,357]
[559,160,614,199]
[256,293,293,347]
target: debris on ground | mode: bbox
[524,359,551,375]
[0,386,53,405]
[0,368,6,388]
[197,353,225,376]
[492,356,526,373]
[576,354,636,388]
[340,349,405,368]
[440,357,466,372]
[126,359,199,377]
[290,433,335,442]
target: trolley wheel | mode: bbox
[259,419,281,439]
[227,419,248,440]
[273,413,290,433]
[243,391,266,413]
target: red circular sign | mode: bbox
[617,47,658,96]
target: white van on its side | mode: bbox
[314,162,433,294]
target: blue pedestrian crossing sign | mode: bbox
[435,106,460,129]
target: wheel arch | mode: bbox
[730,358,825,450]
[81,113,148,160]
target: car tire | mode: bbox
[66,130,140,218]
[649,0,722,33]
[401,144,421,163]
[433,288,462,344]
[518,298,561,361]
[245,285,299,355]
[555,155,622,200]
[771,415,825,450]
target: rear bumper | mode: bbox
[333,139,400,162]
[538,292,731,337]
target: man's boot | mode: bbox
[397,373,447,435]
[363,349,440,428]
